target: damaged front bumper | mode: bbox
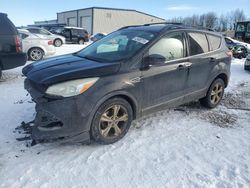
[24,79,93,143]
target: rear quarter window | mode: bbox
[188,32,209,56]
[207,34,221,51]
[0,14,17,35]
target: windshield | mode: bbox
[77,30,155,62]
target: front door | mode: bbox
[141,32,190,113]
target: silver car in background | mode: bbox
[25,27,66,47]
[18,29,56,61]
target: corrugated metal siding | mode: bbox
[93,9,165,34]
[58,11,77,26]
[57,8,165,34]
[78,9,93,33]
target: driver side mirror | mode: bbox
[141,54,166,70]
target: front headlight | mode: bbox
[46,77,99,97]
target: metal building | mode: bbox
[57,7,165,34]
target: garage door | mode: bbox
[67,17,76,27]
[80,16,92,34]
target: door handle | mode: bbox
[177,62,192,69]
[210,57,216,63]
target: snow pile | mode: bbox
[0,46,249,188]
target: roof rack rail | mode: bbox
[118,22,215,32]
[143,22,183,26]
[118,22,183,30]
[188,25,214,31]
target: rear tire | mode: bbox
[91,97,133,144]
[54,39,63,47]
[200,78,225,108]
[28,48,44,61]
[78,39,85,45]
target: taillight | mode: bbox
[226,50,233,58]
[48,40,53,45]
[15,35,22,53]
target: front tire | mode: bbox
[28,48,44,61]
[91,98,133,144]
[200,78,225,108]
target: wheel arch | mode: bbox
[54,38,63,44]
[28,46,45,55]
[216,73,229,87]
[91,91,139,123]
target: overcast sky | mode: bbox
[1,0,249,26]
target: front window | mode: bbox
[236,23,246,32]
[149,32,185,61]
[247,23,250,32]
[77,30,155,62]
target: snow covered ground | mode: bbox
[0,45,249,188]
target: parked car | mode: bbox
[90,33,107,42]
[53,27,89,44]
[18,29,56,61]
[225,37,249,58]
[245,54,250,71]
[24,27,66,47]
[0,13,26,78]
[23,23,231,145]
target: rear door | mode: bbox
[141,32,190,112]
[185,32,215,93]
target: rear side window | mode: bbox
[188,32,209,56]
[19,33,29,40]
[27,29,39,34]
[207,34,221,51]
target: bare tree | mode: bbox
[232,8,246,23]
[166,9,247,31]
[219,14,228,31]
[204,12,217,29]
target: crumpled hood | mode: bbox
[22,54,121,85]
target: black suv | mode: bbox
[0,13,26,78]
[23,23,231,145]
[53,27,89,44]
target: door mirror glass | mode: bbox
[141,54,166,70]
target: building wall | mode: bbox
[58,11,78,26]
[57,8,165,35]
[93,9,165,34]
[77,9,93,33]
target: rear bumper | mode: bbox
[0,53,27,70]
[45,46,56,57]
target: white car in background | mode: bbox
[18,29,56,61]
[25,27,66,47]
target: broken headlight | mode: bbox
[45,77,99,97]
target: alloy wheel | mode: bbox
[54,39,62,47]
[210,83,223,105]
[99,105,128,138]
[30,49,43,61]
